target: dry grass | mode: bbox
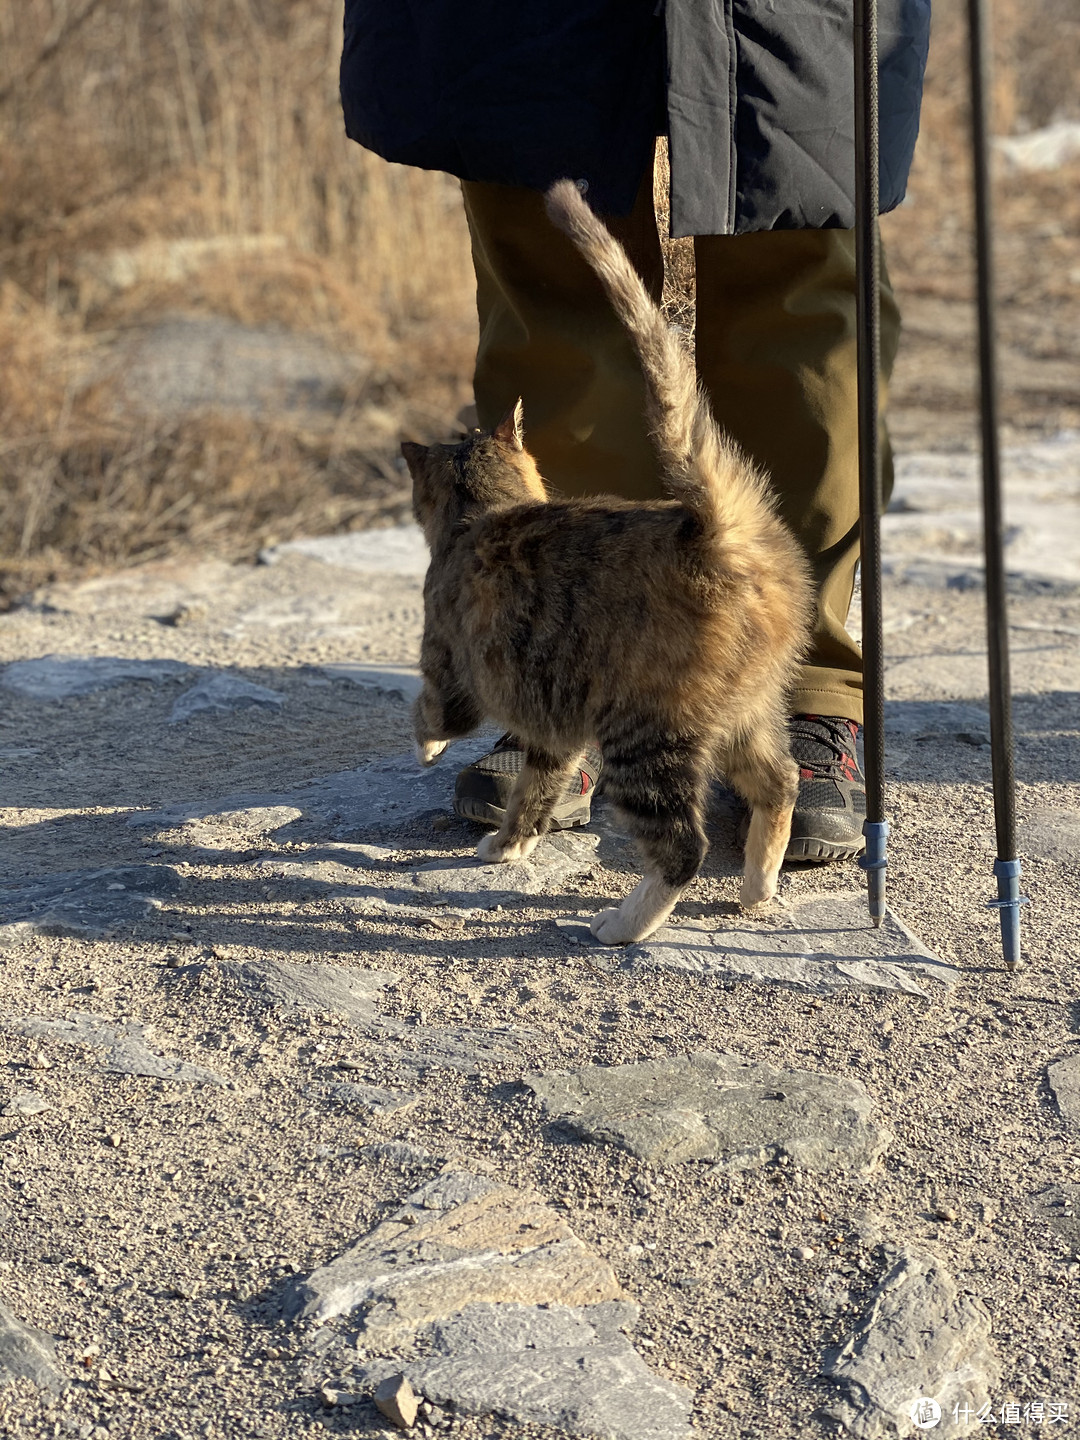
[0,0,1077,604]
[0,0,476,603]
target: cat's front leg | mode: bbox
[413,687,449,765]
[590,875,681,944]
[476,830,541,863]
[415,737,449,767]
[412,679,477,768]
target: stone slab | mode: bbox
[216,956,528,1076]
[525,1051,890,1173]
[168,671,284,723]
[559,892,956,996]
[127,741,493,835]
[253,844,401,887]
[1,1013,229,1087]
[0,1300,65,1394]
[261,526,429,576]
[410,832,600,908]
[217,956,394,1028]
[303,742,493,836]
[155,805,303,853]
[1020,809,1080,865]
[0,654,190,700]
[390,1024,531,1078]
[285,1170,621,1339]
[824,1248,1001,1438]
[1047,1054,1080,1125]
[0,864,183,941]
[320,662,424,704]
[405,1301,692,1440]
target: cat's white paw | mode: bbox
[476,832,540,864]
[590,876,679,945]
[590,906,644,945]
[415,739,449,767]
[739,869,778,909]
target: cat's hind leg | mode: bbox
[724,717,799,908]
[590,731,708,944]
[476,747,582,863]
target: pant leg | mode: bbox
[461,166,665,500]
[693,227,900,725]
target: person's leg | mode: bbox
[693,226,900,725]
[461,164,665,500]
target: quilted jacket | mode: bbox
[340,0,931,237]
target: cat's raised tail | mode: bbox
[544,179,772,538]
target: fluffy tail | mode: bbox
[545,179,771,534]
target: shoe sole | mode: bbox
[785,836,865,864]
[454,796,592,831]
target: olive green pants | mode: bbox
[461,169,901,725]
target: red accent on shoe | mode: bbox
[799,766,815,781]
[579,771,591,795]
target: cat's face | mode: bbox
[401,401,546,541]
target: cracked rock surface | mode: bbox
[824,1248,1002,1438]
[286,1170,621,1333]
[524,1052,890,1172]
[288,1172,691,1439]
[0,1302,65,1396]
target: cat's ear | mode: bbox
[493,398,525,451]
[400,440,426,475]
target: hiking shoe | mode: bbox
[786,714,867,863]
[454,735,601,830]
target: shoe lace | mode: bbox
[788,715,859,780]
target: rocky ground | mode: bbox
[1,437,1078,1440]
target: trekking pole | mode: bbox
[967,0,1026,969]
[853,0,888,926]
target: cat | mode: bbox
[399,179,812,944]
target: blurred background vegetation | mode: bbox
[1,0,1078,604]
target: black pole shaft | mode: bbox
[854,0,888,924]
[967,0,1015,857]
[967,0,1024,967]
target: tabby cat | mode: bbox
[400,179,812,944]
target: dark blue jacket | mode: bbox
[340,0,930,238]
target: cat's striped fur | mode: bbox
[400,181,812,943]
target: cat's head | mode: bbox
[401,400,547,542]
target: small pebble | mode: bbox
[934,1206,958,1223]
[794,1246,816,1261]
